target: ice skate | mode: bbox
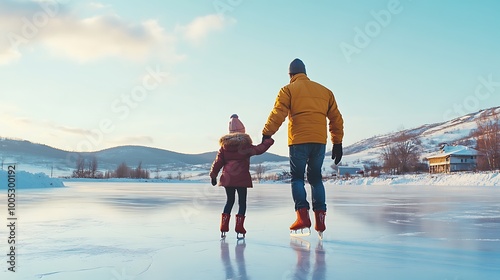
[314,210,326,239]
[235,214,246,239]
[220,213,230,239]
[290,208,311,237]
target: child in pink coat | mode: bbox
[210,114,274,238]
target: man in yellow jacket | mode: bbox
[262,58,344,237]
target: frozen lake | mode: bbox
[2,182,500,279]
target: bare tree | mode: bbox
[395,137,422,173]
[154,166,160,179]
[133,161,143,178]
[364,161,381,177]
[89,156,98,178]
[474,110,500,170]
[132,162,149,179]
[104,170,113,179]
[381,131,422,174]
[381,145,399,174]
[73,155,86,178]
[116,162,130,178]
[253,163,267,182]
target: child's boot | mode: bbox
[235,214,246,239]
[220,213,230,238]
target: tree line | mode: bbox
[72,156,150,179]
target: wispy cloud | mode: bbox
[0,102,92,137]
[42,15,177,63]
[8,117,92,136]
[111,136,155,146]
[0,1,235,64]
[176,14,236,45]
[0,109,156,151]
[0,47,21,64]
[88,2,111,10]
[0,1,182,64]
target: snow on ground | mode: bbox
[0,169,65,189]
[63,170,500,187]
[2,165,500,188]
[0,182,499,279]
[328,172,500,186]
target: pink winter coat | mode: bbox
[210,133,274,188]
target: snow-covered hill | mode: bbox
[0,139,288,177]
[1,106,499,178]
[341,106,500,166]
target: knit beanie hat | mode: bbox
[289,58,306,75]
[228,114,245,133]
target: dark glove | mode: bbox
[211,177,217,186]
[262,134,272,143]
[332,143,343,165]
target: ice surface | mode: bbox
[1,182,499,279]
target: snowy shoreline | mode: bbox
[65,171,500,187]
[2,170,499,188]
[0,170,65,189]
[326,171,500,186]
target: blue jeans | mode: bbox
[289,143,326,212]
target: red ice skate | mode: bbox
[235,214,246,239]
[220,213,230,238]
[290,208,311,236]
[314,210,326,239]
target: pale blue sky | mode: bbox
[1,0,499,156]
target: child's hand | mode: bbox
[264,137,275,145]
[211,177,217,186]
[262,134,272,144]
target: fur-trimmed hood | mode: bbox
[210,133,274,188]
[219,132,252,148]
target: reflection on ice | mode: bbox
[332,186,500,253]
[286,237,326,280]
[220,239,248,280]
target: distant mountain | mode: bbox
[90,145,287,166]
[0,139,288,175]
[2,106,498,176]
[340,106,500,164]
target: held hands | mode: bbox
[211,177,217,186]
[332,143,343,165]
[262,134,272,144]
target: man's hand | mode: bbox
[262,134,272,143]
[332,143,343,165]
[211,177,217,186]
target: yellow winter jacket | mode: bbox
[262,73,344,145]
